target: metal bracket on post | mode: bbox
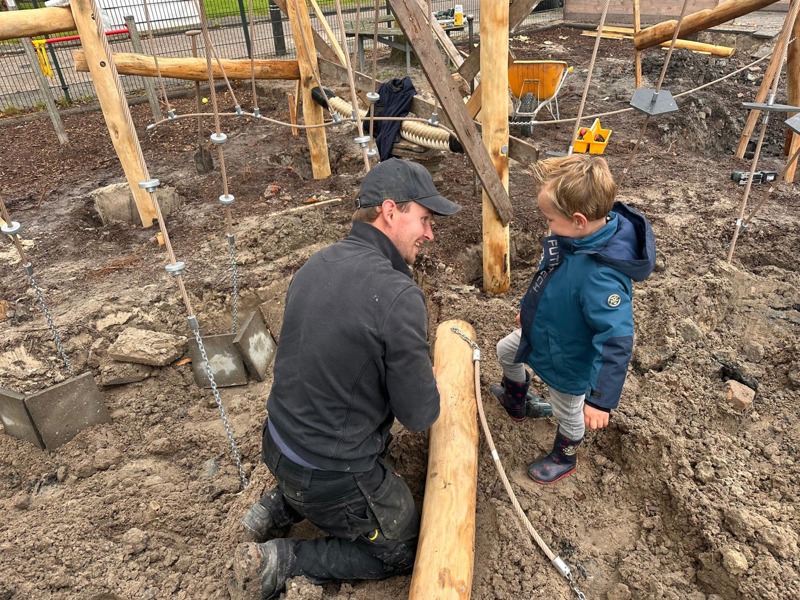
[630,88,679,116]
[743,102,800,113]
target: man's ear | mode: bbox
[381,199,396,221]
[572,212,589,230]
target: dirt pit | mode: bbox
[1,24,799,600]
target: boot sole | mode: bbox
[527,466,575,485]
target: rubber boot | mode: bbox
[241,487,295,543]
[490,375,553,421]
[230,538,298,600]
[527,429,583,484]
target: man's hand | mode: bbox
[584,404,609,430]
[515,312,521,328]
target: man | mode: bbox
[229,158,461,600]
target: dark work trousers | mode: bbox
[262,426,420,582]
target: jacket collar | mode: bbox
[349,221,413,278]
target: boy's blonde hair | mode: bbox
[531,154,616,221]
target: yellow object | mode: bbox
[202,97,208,104]
[33,39,53,78]
[573,118,612,155]
[368,529,380,541]
[508,60,573,121]
[454,4,463,26]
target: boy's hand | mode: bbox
[515,313,521,328]
[584,405,609,430]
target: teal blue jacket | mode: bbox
[515,203,655,411]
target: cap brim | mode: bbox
[415,195,461,216]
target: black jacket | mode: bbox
[266,221,440,472]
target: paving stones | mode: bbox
[188,333,248,388]
[233,310,277,381]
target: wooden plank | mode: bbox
[0,6,75,40]
[412,0,464,68]
[580,30,736,55]
[70,0,156,228]
[74,50,301,80]
[318,57,539,167]
[479,0,510,294]
[308,0,347,65]
[285,0,330,179]
[389,0,513,225]
[409,320,478,600]
[785,1,799,181]
[634,0,783,50]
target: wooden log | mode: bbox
[318,57,539,167]
[285,0,330,179]
[73,50,300,81]
[408,320,478,600]
[580,30,736,55]
[0,6,75,41]
[70,0,156,228]
[785,2,800,182]
[390,0,513,226]
[479,0,510,294]
[634,0,782,50]
[271,0,340,64]
[734,7,796,158]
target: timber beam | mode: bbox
[634,0,782,50]
[73,51,301,81]
[389,0,513,225]
[0,6,75,41]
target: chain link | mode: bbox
[450,326,478,350]
[192,326,248,488]
[26,266,74,377]
[228,237,239,335]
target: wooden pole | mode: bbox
[479,0,510,294]
[307,0,347,65]
[0,6,74,40]
[785,1,800,181]
[70,0,157,227]
[124,15,162,122]
[734,8,795,158]
[634,0,782,50]
[271,0,340,64]
[73,50,301,81]
[633,0,642,88]
[409,320,478,600]
[285,0,330,179]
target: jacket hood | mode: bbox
[559,202,655,282]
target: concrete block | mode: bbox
[91,182,182,226]
[725,380,756,411]
[233,311,277,381]
[107,327,187,366]
[24,373,110,449]
[188,334,248,388]
[0,386,45,449]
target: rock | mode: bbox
[107,328,187,367]
[74,459,98,479]
[724,380,755,411]
[98,360,153,386]
[95,311,134,332]
[721,547,748,575]
[11,492,30,510]
[679,318,703,342]
[694,461,715,483]
[606,583,632,600]
[122,527,148,555]
[94,447,122,471]
[742,340,764,363]
[284,576,323,600]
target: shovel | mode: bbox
[187,30,214,174]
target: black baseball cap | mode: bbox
[354,158,461,216]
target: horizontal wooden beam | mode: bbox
[634,0,781,50]
[73,50,300,81]
[0,6,75,41]
[581,30,735,56]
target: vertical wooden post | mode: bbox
[480,0,510,294]
[70,0,157,227]
[785,0,800,181]
[124,15,162,122]
[633,0,642,88]
[285,0,330,179]
[409,320,478,600]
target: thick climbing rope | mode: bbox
[617,0,692,186]
[81,3,249,488]
[449,328,587,600]
[0,194,74,376]
[727,0,800,262]
[568,0,612,154]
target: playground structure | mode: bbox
[1,0,800,598]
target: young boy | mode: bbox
[493,154,655,484]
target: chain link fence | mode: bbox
[0,0,562,112]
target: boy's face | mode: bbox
[537,185,581,238]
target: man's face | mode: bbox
[387,201,435,264]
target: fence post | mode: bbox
[236,0,253,58]
[30,0,72,104]
[269,0,287,56]
[124,15,162,122]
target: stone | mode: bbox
[679,318,703,342]
[694,461,715,483]
[91,183,182,226]
[188,333,248,388]
[107,327,187,367]
[724,380,755,411]
[721,547,748,575]
[233,311,276,381]
[98,360,153,386]
[0,386,44,449]
[95,311,134,332]
[122,527,148,555]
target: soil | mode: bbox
[1,23,799,600]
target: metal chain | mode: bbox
[25,264,74,377]
[228,234,239,335]
[190,318,248,488]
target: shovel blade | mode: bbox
[194,147,214,174]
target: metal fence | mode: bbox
[0,0,562,112]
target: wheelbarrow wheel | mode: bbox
[518,93,535,137]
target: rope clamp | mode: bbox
[354,136,370,148]
[736,218,747,229]
[1,221,22,236]
[252,107,261,119]
[350,110,357,122]
[146,124,156,132]
[332,113,343,125]
[219,194,235,206]
[138,179,160,193]
[167,109,177,120]
[187,315,200,333]
[428,113,440,127]
[366,148,378,159]
[227,233,235,246]
[235,104,244,116]
[23,263,34,276]
[366,92,380,104]
[165,261,185,276]
[210,133,228,145]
